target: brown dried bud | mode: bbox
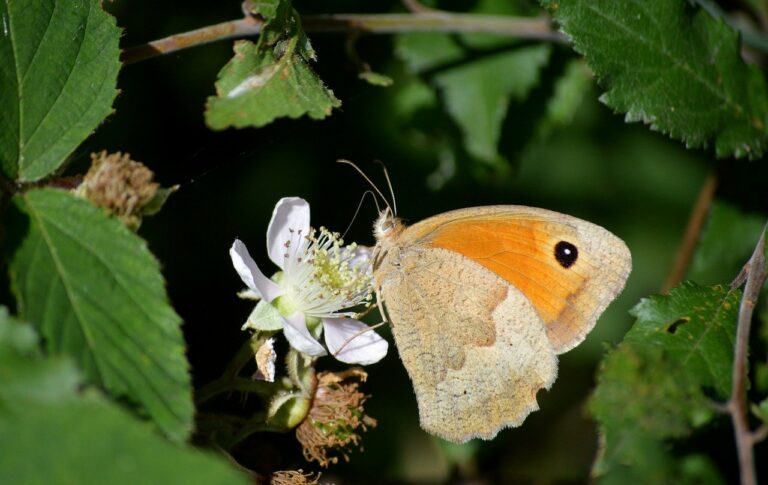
[76,151,159,228]
[269,469,321,485]
[295,368,376,468]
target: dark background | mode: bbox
[69,0,768,482]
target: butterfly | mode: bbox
[370,204,631,443]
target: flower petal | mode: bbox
[283,312,327,357]
[324,318,388,365]
[230,240,283,302]
[267,197,310,269]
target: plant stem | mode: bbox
[195,335,272,404]
[728,222,768,485]
[121,13,564,65]
[662,171,717,292]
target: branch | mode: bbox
[662,171,718,292]
[727,221,768,485]
[122,12,565,65]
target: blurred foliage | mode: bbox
[1,0,767,483]
[0,309,250,484]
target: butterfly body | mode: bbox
[372,205,631,443]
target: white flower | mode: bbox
[230,197,388,365]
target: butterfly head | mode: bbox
[373,206,404,244]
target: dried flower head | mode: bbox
[76,151,159,227]
[269,469,321,485]
[296,368,376,467]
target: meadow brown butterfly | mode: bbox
[371,201,631,443]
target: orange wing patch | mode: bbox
[425,218,589,349]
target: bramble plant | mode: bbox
[1,0,767,483]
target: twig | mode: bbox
[727,221,768,485]
[662,171,718,292]
[122,17,263,64]
[122,13,565,65]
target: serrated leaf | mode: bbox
[0,0,121,181]
[541,0,768,159]
[591,283,737,482]
[205,4,339,130]
[433,45,551,164]
[0,398,249,484]
[688,201,766,284]
[9,188,193,442]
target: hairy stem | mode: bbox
[662,171,717,292]
[728,222,768,485]
[122,13,565,65]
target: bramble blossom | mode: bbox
[230,197,387,365]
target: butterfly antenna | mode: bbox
[341,190,378,240]
[374,160,398,216]
[337,159,391,213]
[332,322,387,358]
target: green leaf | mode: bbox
[205,3,340,130]
[590,282,737,483]
[245,0,282,20]
[9,188,193,442]
[141,184,179,217]
[433,45,552,165]
[395,19,552,167]
[0,397,249,484]
[688,201,766,285]
[359,71,394,87]
[0,313,247,483]
[0,308,81,407]
[0,0,121,181]
[0,306,38,356]
[541,0,768,159]
[536,59,592,138]
[244,300,285,331]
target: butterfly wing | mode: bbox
[375,205,631,442]
[401,206,632,353]
[378,246,558,443]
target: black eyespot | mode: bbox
[554,241,578,268]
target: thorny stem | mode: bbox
[121,13,564,65]
[662,171,718,292]
[727,222,768,485]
